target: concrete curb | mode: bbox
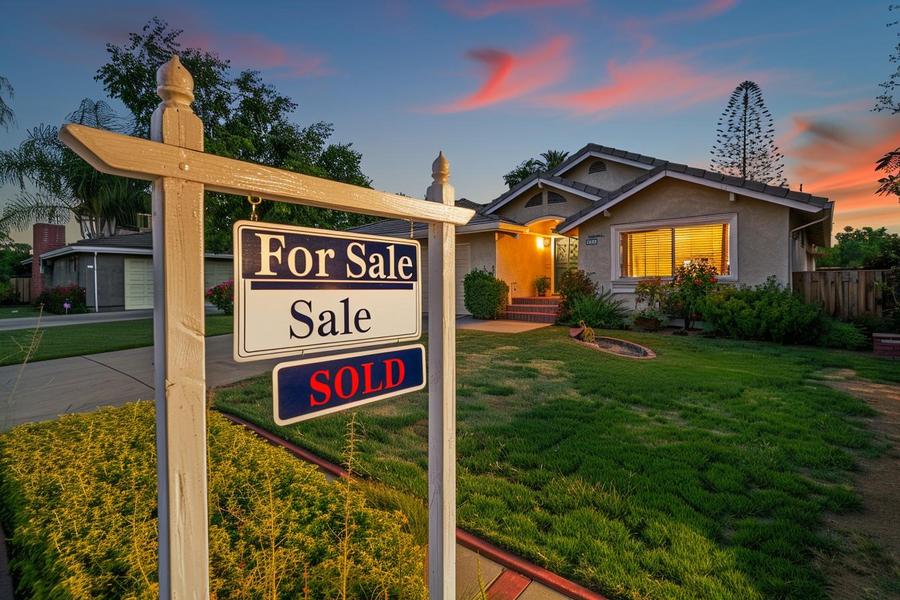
[221,412,608,600]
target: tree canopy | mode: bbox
[874,5,900,200]
[502,149,570,189]
[818,226,900,269]
[94,18,375,252]
[709,81,786,186]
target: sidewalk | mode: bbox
[0,306,221,332]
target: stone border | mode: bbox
[220,412,608,600]
[568,328,657,360]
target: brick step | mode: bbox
[506,303,560,314]
[511,296,560,306]
[500,311,557,323]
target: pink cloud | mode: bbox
[443,0,585,19]
[783,108,900,231]
[430,36,572,113]
[188,33,330,77]
[540,57,756,116]
[625,0,737,28]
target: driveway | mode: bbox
[0,335,279,429]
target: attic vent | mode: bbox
[524,192,543,207]
[588,160,607,174]
[547,192,566,204]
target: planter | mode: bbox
[873,333,900,359]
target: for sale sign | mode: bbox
[234,221,422,362]
[272,344,426,425]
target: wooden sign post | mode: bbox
[59,56,473,599]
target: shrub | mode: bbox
[206,279,234,315]
[463,268,508,319]
[0,403,426,599]
[819,320,869,350]
[701,278,828,345]
[666,261,719,330]
[35,284,87,314]
[533,275,550,296]
[565,288,628,329]
[557,269,597,321]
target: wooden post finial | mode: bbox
[156,55,195,107]
[432,151,450,184]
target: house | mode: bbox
[351,143,833,320]
[26,226,232,312]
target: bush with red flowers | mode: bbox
[666,260,719,331]
[206,279,234,315]
[35,284,88,314]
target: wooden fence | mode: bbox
[8,277,31,304]
[792,269,890,320]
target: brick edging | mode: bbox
[220,412,608,600]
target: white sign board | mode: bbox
[234,221,421,362]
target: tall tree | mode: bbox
[96,18,375,252]
[874,4,900,200]
[502,149,570,189]
[0,99,149,239]
[709,81,786,185]
[0,76,13,131]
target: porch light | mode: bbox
[536,237,549,250]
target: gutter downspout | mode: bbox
[93,251,99,313]
[789,212,831,287]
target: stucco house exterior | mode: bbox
[27,229,232,312]
[352,143,833,319]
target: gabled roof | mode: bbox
[551,143,665,176]
[36,231,232,261]
[482,173,608,215]
[557,163,832,234]
[351,210,524,240]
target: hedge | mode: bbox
[463,268,508,319]
[0,403,426,599]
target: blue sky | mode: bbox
[2,0,899,235]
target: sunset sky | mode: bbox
[2,0,900,236]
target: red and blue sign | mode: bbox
[272,344,426,425]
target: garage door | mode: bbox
[456,243,470,315]
[124,257,154,310]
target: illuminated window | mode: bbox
[619,223,730,278]
[588,160,607,174]
[524,192,543,207]
[547,192,566,204]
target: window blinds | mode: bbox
[620,223,729,277]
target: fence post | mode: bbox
[426,152,457,600]
[151,56,210,598]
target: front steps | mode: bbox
[501,296,560,323]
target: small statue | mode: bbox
[578,320,596,344]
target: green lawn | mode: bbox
[0,314,232,366]
[0,306,39,319]
[214,327,899,600]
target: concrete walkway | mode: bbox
[456,317,550,334]
[0,335,280,429]
[0,307,223,332]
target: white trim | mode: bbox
[558,170,825,234]
[609,213,739,289]
[484,177,602,214]
[522,215,566,227]
[553,150,656,176]
[40,245,234,260]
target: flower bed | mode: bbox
[0,403,426,599]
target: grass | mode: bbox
[214,327,900,600]
[0,306,39,320]
[0,314,232,365]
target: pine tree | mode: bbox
[709,81,786,186]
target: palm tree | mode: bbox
[0,76,13,131]
[537,149,569,171]
[0,99,148,239]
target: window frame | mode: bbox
[610,213,738,289]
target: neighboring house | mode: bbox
[351,143,833,319]
[26,229,232,312]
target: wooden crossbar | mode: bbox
[59,124,475,226]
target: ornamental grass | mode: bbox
[0,402,426,599]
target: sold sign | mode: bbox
[272,345,425,425]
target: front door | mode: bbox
[553,236,578,292]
